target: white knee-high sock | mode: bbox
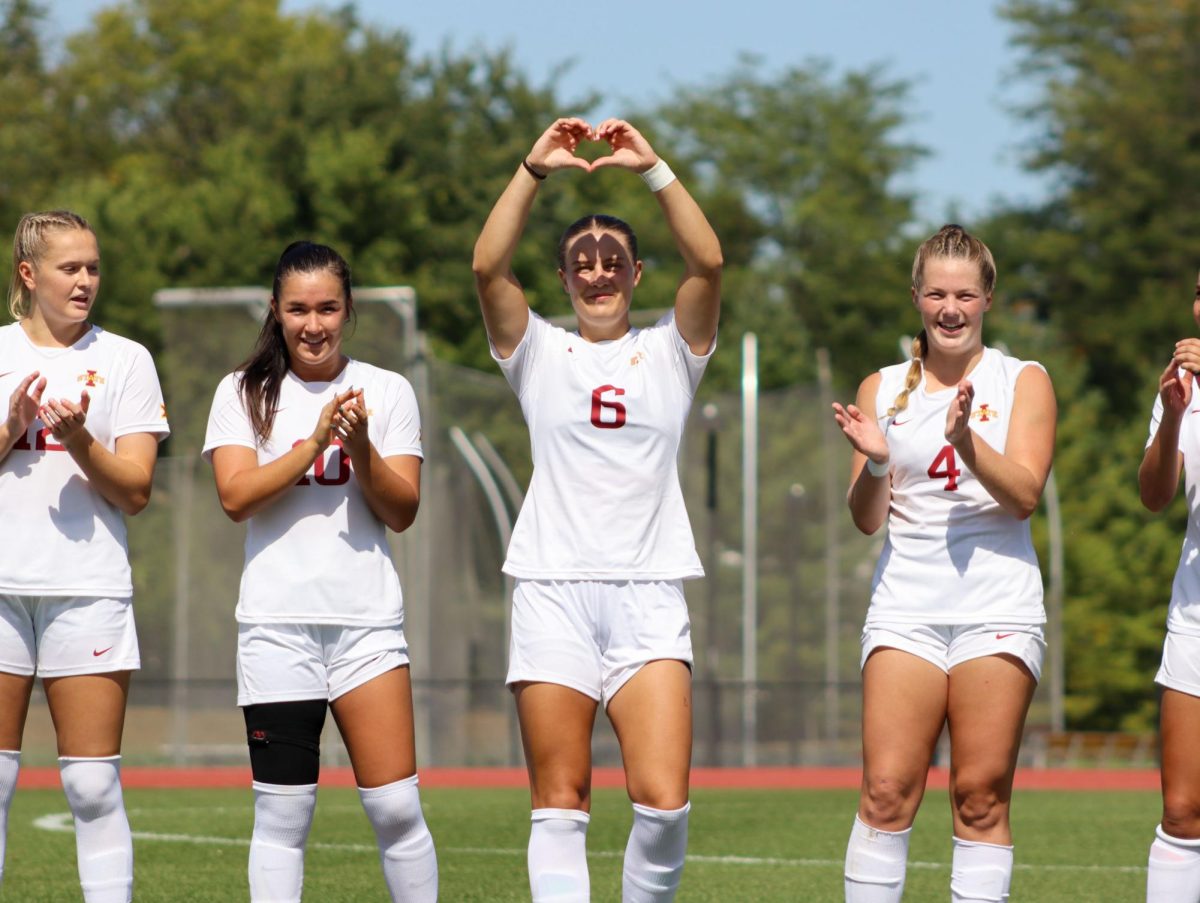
[622,801,690,902]
[358,775,438,902]
[248,781,317,903]
[0,750,19,889]
[1148,825,1200,903]
[951,837,1013,902]
[844,814,910,903]
[59,756,132,903]
[529,808,590,902]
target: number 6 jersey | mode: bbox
[494,311,713,580]
[867,347,1046,625]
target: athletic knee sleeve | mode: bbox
[622,801,689,903]
[359,775,438,902]
[0,750,18,888]
[59,756,132,903]
[529,808,590,903]
[248,781,317,903]
[243,700,326,786]
[844,814,910,903]
[1148,824,1200,903]
[951,836,1013,902]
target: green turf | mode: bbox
[1,786,1159,901]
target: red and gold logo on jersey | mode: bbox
[630,351,647,367]
[970,403,998,422]
[77,369,105,387]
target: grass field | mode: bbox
[3,785,1158,901]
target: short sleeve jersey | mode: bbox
[1146,389,1200,636]
[202,359,422,626]
[867,347,1045,625]
[493,311,712,580]
[0,323,170,597]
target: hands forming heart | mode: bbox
[527,117,659,176]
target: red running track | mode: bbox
[14,766,1161,791]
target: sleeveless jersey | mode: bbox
[202,359,422,626]
[867,346,1045,625]
[494,311,712,580]
[1146,389,1200,636]
[0,323,169,597]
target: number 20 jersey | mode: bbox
[868,347,1046,625]
[494,311,712,580]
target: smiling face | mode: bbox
[19,227,100,343]
[558,227,642,341]
[912,256,992,360]
[272,268,350,381]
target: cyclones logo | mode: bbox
[970,403,998,422]
[77,369,106,387]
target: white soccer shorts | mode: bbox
[0,594,140,677]
[236,622,409,706]
[1155,631,1200,696]
[861,621,1045,682]
[506,578,693,706]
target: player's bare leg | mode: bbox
[846,648,946,903]
[332,665,436,902]
[45,671,132,903]
[607,659,692,902]
[516,681,598,902]
[1148,688,1200,901]
[0,672,33,891]
[945,654,1035,903]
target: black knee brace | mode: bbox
[243,699,327,785]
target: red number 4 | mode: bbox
[927,444,961,491]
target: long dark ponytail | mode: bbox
[238,241,353,443]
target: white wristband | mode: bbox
[640,158,677,192]
[865,457,890,477]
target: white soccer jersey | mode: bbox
[494,311,712,580]
[202,359,422,626]
[0,324,169,597]
[1146,389,1200,637]
[867,347,1045,625]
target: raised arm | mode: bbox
[832,372,892,535]
[211,389,351,523]
[946,366,1057,520]
[39,390,159,516]
[473,117,592,359]
[592,119,723,355]
[1140,357,1190,511]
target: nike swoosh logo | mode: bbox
[0,372,13,379]
[93,646,114,657]
[995,633,1015,640]
[892,419,910,426]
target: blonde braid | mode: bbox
[887,330,927,418]
[8,210,94,321]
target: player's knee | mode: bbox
[952,777,1006,831]
[59,756,123,821]
[860,775,919,829]
[244,700,326,786]
[628,783,689,811]
[1161,794,1200,839]
[531,782,590,812]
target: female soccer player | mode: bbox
[203,241,436,902]
[831,224,1056,902]
[1139,270,1200,902]
[0,210,169,902]
[472,117,721,902]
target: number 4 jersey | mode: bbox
[203,361,422,626]
[868,347,1046,625]
[494,311,713,580]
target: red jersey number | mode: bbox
[927,444,961,491]
[293,438,351,486]
[12,426,65,453]
[590,385,626,429]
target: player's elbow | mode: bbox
[120,489,151,517]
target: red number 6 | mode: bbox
[590,385,626,429]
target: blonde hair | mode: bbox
[8,210,95,321]
[889,224,996,418]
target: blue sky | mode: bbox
[47,0,1052,223]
